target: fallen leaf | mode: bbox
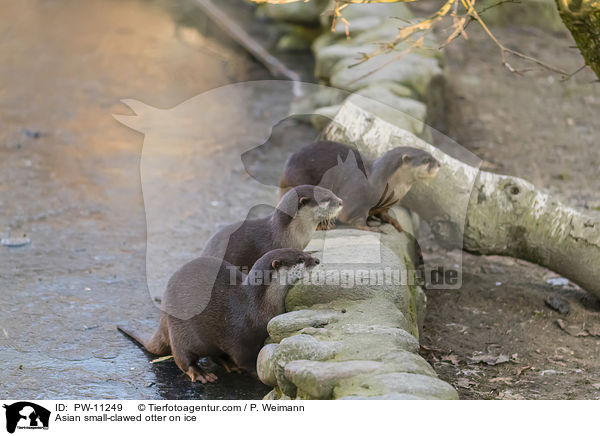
[490,376,513,385]
[455,378,476,389]
[151,355,173,363]
[468,354,510,365]
[497,390,524,400]
[420,344,443,353]
[442,354,460,365]
[556,319,589,337]
[585,324,600,337]
[516,366,531,377]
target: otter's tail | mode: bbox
[117,317,171,356]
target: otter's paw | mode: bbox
[214,356,243,374]
[185,366,218,383]
[354,225,386,234]
[317,222,336,231]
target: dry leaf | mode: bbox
[516,366,531,377]
[585,323,600,337]
[556,319,589,337]
[442,354,460,365]
[151,355,173,363]
[490,376,513,385]
[455,378,476,389]
[420,344,443,353]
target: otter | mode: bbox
[201,184,342,271]
[279,141,440,233]
[118,248,320,383]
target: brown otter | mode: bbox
[279,141,440,233]
[118,248,320,383]
[201,184,342,271]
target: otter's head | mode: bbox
[277,185,343,229]
[268,248,320,285]
[248,248,320,288]
[403,150,440,183]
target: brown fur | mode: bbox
[118,249,319,383]
[201,185,342,270]
[280,141,440,232]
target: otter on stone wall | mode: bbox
[201,184,342,271]
[279,141,440,233]
[118,248,320,383]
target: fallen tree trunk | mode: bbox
[324,101,600,298]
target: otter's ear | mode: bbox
[299,196,310,207]
[271,260,280,270]
[402,154,410,164]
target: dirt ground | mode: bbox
[419,15,600,399]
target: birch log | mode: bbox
[324,101,600,298]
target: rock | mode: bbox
[545,295,570,314]
[257,343,279,386]
[263,0,331,26]
[476,0,568,34]
[415,284,427,334]
[321,3,414,34]
[285,360,384,399]
[277,26,321,51]
[546,277,569,287]
[262,389,279,400]
[330,52,442,98]
[312,30,343,53]
[267,310,343,342]
[283,350,438,399]
[351,22,438,48]
[290,87,347,115]
[338,393,423,400]
[346,91,427,135]
[269,334,341,397]
[331,16,382,35]
[262,386,293,400]
[1,237,31,247]
[338,325,419,353]
[312,105,340,129]
[315,42,376,80]
[360,81,415,99]
[314,22,441,80]
[255,208,445,398]
[333,372,459,399]
[285,265,408,312]
[382,350,437,377]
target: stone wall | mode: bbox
[253,0,457,400]
[257,208,457,400]
[265,1,447,137]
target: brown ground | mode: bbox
[419,15,600,399]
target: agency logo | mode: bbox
[3,402,50,434]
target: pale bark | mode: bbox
[324,102,600,298]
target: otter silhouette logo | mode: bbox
[3,402,50,434]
